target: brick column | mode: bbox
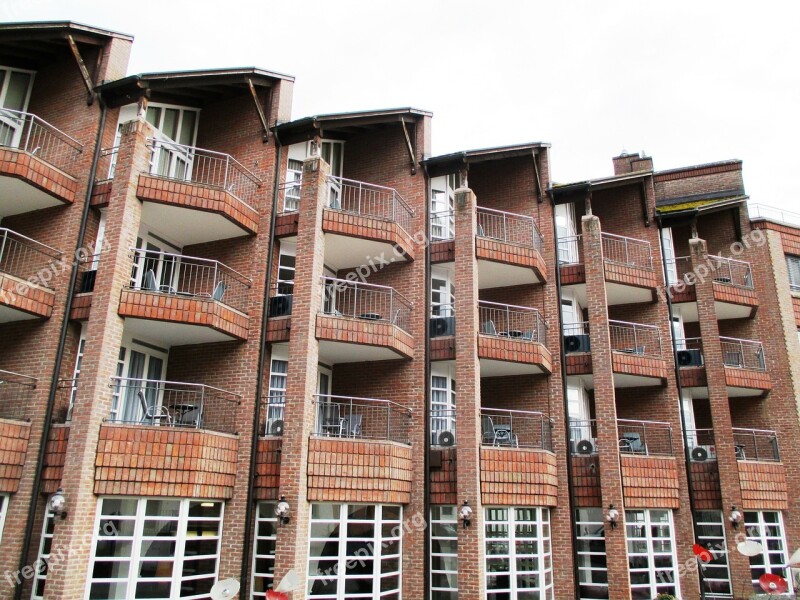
[688,237,751,586]
[581,214,631,598]
[45,117,153,599]
[453,187,485,600]
[273,156,329,588]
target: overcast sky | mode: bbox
[3,0,798,210]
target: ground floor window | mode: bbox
[0,494,8,544]
[87,497,223,600]
[575,508,608,599]
[430,506,458,600]
[625,509,679,599]
[744,510,793,594]
[31,506,55,599]
[252,502,277,598]
[694,510,732,597]
[485,506,553,600]
[307,503,402,600]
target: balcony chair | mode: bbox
[391,308,402,325]
[142,269,158,292]
[734,444,746,460]
[619,432,646,454]
[342,414,362,438]
[521,330,534,342]
[137,390,171,426]
[481,320,498,336]
[724,351,743,368]
[482,415,518,447]
[177,406,201,429]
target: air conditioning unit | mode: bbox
[690,445,717,462]
[269,294,293,317]
[677,349,703,367]
[437,431,456,447]
[575,439,596,455]
[429,316,456,338]
[564,334,591,354]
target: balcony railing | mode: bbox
[609,320,663,358]
[749,203,800,228]
[732,427,780,462]
[601,232,653,270]
[674,337,704,367]
[617,419,673,456]
[429,209,455,241]
[568,419,598,455]
[476,206,544,252]
[563,322,590,353]
[430,304,456,338]
[321,277,413,334]
[684,428,717,460]
[0,228,63,288]
[720,337,765,371]
[312,394,412,445]
[709,255,753,289]
[96,145,119,182]
[557,235,582,266]
[260,395,286,436]
[128,248,252,313]
[146,138,262,210]
[481,407,552,450]
[0,109,83,173]
[479,301,547,343]
[664,256,692,287]
[327,176,414,235]
[109,378,241,435]
[0,369,37,421]
[430,408,456,446]
[279,180,302,213]
[267,284,294,318]
[55,377,78,424]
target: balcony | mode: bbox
[316,277,414,362]
[312,394,411,444]
[676,338,707,389]
[609,320,667,385]
[118,249,251,344]
[563,322,592,376]
[478,301,551,376]
[558,235,585,285]
[0,369,36,422]
[429,209,455,264]
[618,419,680,508]
[476,207,546,288]
[601,232,658,303]
[685,429,722,509]
[733,427,787,509]
[322,175,417,266]
[135,140,262,244]
[273,181,301,237]
[0,370,36,494]
[667,256,758,320]
[0,228,62,322]
[481,408,552,450]
[720,337,771,396]
[749,203,800,227]
[732,427,780,462]
[0,110,83,215]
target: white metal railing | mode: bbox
[96,145,119,182]
[732,427,780,462]
[127,248,252,312]
[320,276,413,334]
[720,337,766,371]
[0,228,63,288]
[430,303,455,338]
[749,204,800,228]
[279,180,302,213]
[568,419,597,455]
[429,209,455,241]
[664,256,692,286]
[479,300,548,343]
[327,176,415,235]
[684,428,716,459]
[558,235,582,265]
[146,138,262,210]
[0,108,83,173]
[601,232,653,270]
[617,419,673,456]
[312,394,412,444]
[476,206,544,252]
[708,255,754,289]
[0,369,37,422]
[430,408,456,446]
[608,320,663,357]
[261,395,286,436]
[481,407,551,450]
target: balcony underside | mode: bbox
[322,209,415,266]
[675,299,756,322]
[0,273,56,322]
[476,239,546,288]
[604,262,658,291]
[477,258,541,289]
[316,314,414,363]
[671,285,758,321]
[477,335,552,376]
[724,367,772,397]
[324,233,409,271]
[564,354,667,387]
[0,418,31,494]
[0,148,78,217]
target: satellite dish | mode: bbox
[788,547,800,567]
[737,540,764,557]
[276,569,302,592]
[692,543,712,563]
[210,578,240,600]
[759,573,788,594]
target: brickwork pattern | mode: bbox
[430,448,457,505]
[571,455,602,507]
[322,209,416,261]
[477,335,552,372]
[0,418,31,493]
[254,437,281,500]
[69,292,92,321]
[620,455,680,509]
[475,237,546,282]
[738,461,788,510]
[0,272,56,318]
[689,460,723,510]
[479,447,558,506]
[0,147,79,203]
[315,313,414,358]
[41,424,69,494]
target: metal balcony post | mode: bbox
[23,114,33,153]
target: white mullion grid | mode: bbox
[31,508,56,599]
[744,510,793,593]
[694,510,732,598]
[251,502,277,598]
[574,508,608,599]
[179,501,223,599]
[379,506,402,599]
[134,499,178,599]
[342,505,376,598]
[84,497,138,600]
[429,506,458,600]
[0,494,8,545]
[625,509,679,599]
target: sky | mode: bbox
[3,0,798,210]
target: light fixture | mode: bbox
[275,495,290,526]
[606,504,619,529]
[48,487,68,519]
[729,505,742,529]
[458,501,473,529]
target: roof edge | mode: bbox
[0,20,134,41]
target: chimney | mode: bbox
[612,151,653,175]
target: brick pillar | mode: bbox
[688,237,751,586]
[581,214,631,598]
[453,187,485,600]
[45,118,152,599]
[273,156,329,588]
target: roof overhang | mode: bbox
[550,171,651,204]
[655,195,749,226]
[423,142,549,178]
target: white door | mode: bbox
[682,392,697,449]
[0,66,35,147]
[131,231,181,292]
[430,174,456,240]
[555,203,578,264]
[661,227,678,285]
[430,365,456,445]
[145,103,199,180]
[112,342,168,424]
[671,312,686,350]
[431,267,455,317]
[567,384,592,447]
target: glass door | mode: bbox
[318,141,344,208]
[556,203,578,264]
[0,66,35,147]
[661,227,678,285]
[131,231,181,293]
[113,341,168,424]
[430,366,456,445]
[145,103,199,180]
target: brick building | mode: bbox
[0,18,799,600]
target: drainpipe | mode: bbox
[15,97,108,600]
[240,129,283,597]
[422,161,432,600]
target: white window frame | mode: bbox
[430,364,456,446]
[251,501,278,598]
[694,510,732,598]
[429,174,456,241]
[574,507,608,600]
[66,325,87,422]
[266,346,288,435]
[0,493,8,545]
[625,509,680,599]
[31,506,55,599]
[277,242,296,296]
[130,228,182,292]
[145,102,200,180]
[744,510,793,594]
[430,505,458,600]
[110,337,169,423]
[556,202,578,264]
[661,227,679,286]
[431,266,455,318]
[786,255,800,292]
[0,65,36,148]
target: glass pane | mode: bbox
[5,71,32,111]
[178,110,196,146]
[162,109,179,140]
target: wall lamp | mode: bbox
[275,495,290,526]
[48,487,68,520]
[729,505,742,529]
[606,504,619,529]
[459,501,473,529]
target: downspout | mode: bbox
[422,161,432,600]
[240,129,283,597]
[656,215,706,599]
[549,190,582,599]
[15,97,108,600]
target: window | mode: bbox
[787,255,800,292]
[110,340,168,424]
[661,227,678,286]
[430,506,458,600]
[307,503,402,599]
[87,498,223,600]
[575,508,608,599]
[744,511,793,594]
[318,141,344,178]
[431,268,455,318]
[429,174,456,241]
[694,510,732,597]
[251,502,277,598]
[284,159,303,212]
[144,103,200,180]
[625,509,679,599]
[0,65,35,148]
[31,506,55,599]
[277,245,296,296]
[265,346,288,435]
[485,507,553,600]
[430,366,456,446]
[66,328,86,422]
[0,493,8,545]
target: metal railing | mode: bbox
[312,394,412,445]
[684,429,717,460]
[478,301,548,343]
[267,284,294,317]
[601,232,653,270]
[95,145,119,182]
[481,407,551,450]
[108,378,241,435]
[0,108,83,173]
[55,378,78,423]
[476,206,544,252]
[664,256,692,286]
[0,369,37,421]
[674,338,704,367]
[320,276,413,334]
[749,204,800,228]
[608,320,663,358]
[732,427,780,462]
[720,337,766,371]
[563,321,590,336]
[146,138,262,210]
[429,209,455,241]
[430,304,455,338]
[708,255,754,289]
[127,248,252,313]
[260,395,286,436]
[557,235,582,265]
[327,176,415,235]
[563,322,590,353]
[279,180,302,213]
[617,419,673,456]
[75,253,100,294]
[430,408,456,446]
[568,419,598,455]
[0,228,63,288]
